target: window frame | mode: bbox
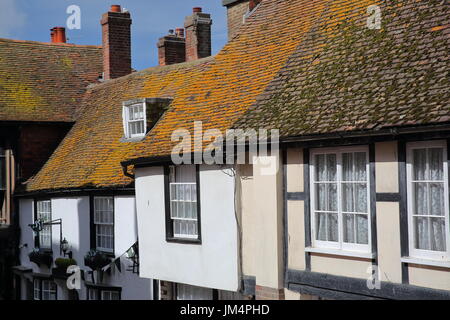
[310,145,372,254]
[406,140,450,261]
[123,102,146,139]
[86,285,121,300]
[33,278,57,300]
[91,196,115,255]
[164,165,202,244]
[34,199,52,251]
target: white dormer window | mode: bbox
[123,102,146,138]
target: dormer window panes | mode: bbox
[124,103,146,138]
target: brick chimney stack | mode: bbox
[157,28,186,66]
[50,27,66,43]
[249,0,262,11]
[184,7,212,62]
[101,5,132,80]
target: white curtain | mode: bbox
[342,152,368,245]
[413,148,446,252]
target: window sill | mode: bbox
[120,136,146,143]
[166,237,201,245]
[305,247,375,259]
[401,257,450,269]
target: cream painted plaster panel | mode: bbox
[409,266,450,291]
[252,154,284,289]
[239,164,257,277]
[376,202,402,283]
[375,141,399,193]
[287,200,305,271]
[311,255,372,279]
[286,148,303,193]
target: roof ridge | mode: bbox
[88,56,215,89]
[0,37,102,49]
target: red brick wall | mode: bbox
[18,124,70,181]
[226,0,250,40]
[101,11,132,80]
[185,12,212,62]
[158,36,186,66]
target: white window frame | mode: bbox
[406,140,450,261]
[310,146,371,254]
[93,196,114,253]
[36,200,52,250]
[101,290,120,300]
[34,279,56,300]
[122,102,146,139]
[169,165,199,240]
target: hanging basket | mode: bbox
[84,250,111,271]
[28,249,53,268]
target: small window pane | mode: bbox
[430,183,445,216]
[429,148,443,181]
[356,214,368,244]
[343,213,355,243]
[414,183,428,215]
[413,149,427,181]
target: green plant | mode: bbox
[84,249,111,270]
[55,257,77,269]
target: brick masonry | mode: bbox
[225,0,250,40]
[255,285,285,300]
[185,11,212,62]
[101,11,132,80]
[18,124,70,181]
[158,35,186,66]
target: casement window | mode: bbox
[36,200,52,249]
[167,165,200,241]
[406,141,449,260]
[87,287,121,300]
[33,279,57,300]
[310,146,371,252]
[93,197,114,253]
[123,102,146,138]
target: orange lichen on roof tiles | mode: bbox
[0,38,102,122]
[127,0,329,162]
[25,58,214,192]
[235,0,450,138]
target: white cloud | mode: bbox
[0,0,26,38]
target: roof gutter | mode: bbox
[122,123,450,167]
[280,123,450,144]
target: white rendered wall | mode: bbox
[18,196,152,300]
[135,165,239,291]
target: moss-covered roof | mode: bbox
[234,0,450,137]
[0,38,102,122]
[25,58,214,192]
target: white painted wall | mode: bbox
[18,195,152,300]
[135,165,239,291]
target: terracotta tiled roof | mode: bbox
[234,0,450,137]
[27,0,329,191]
[25,58,214,192]
[125,0,329,163]
[0,38,102,122]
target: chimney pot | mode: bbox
[193,7,202,13]
[175,28,185,38]
[110,5,121,12]
[51,27,66,43]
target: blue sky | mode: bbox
[0,0,227,70]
